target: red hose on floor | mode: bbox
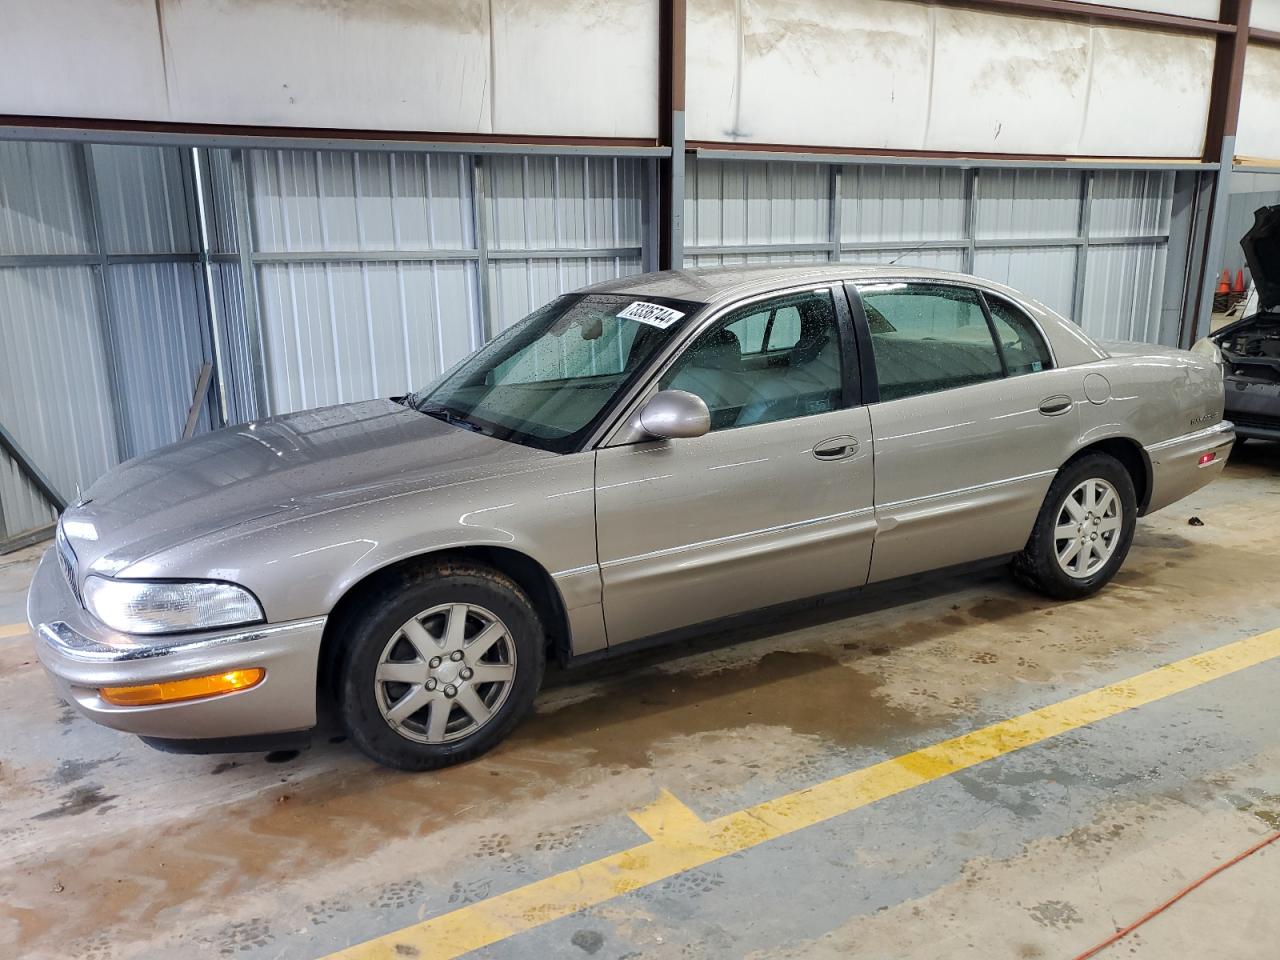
[1070,830,1280,960]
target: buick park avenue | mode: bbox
[29,266,1233,770]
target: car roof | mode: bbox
[584,263,1110,369]
[584,264,1024,305]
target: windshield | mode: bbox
[408,292,705,452]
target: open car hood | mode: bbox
[1241,204,1280,313]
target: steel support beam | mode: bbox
[658,0,686,269]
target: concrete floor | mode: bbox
[2,442,1279,960]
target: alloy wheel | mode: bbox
[1053,477,1122,579]
[373,602,517,743]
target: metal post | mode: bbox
[471,155,496,342]
[964,168,980,274]
[74,143,128,464]
[230,148,270,417]
[828,164,843,264]
[191,147,230,426]
[1073,170,1093,323]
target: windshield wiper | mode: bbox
[416,402,484,434]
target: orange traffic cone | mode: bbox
[1217,270,1230,294]
[1233,269,1246,294]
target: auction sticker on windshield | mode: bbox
[617,301,685,329]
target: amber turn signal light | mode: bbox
[99,668,265,706]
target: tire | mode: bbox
[335,561,545,771]
[1012,453,1137,601]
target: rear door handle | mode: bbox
[813,436,859,461]
[1038,396,1073,417]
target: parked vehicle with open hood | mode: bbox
[29,265,1233,770]
[1194,205,1280,441]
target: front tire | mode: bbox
[1012,453,1137,600]
[335,562,545,771]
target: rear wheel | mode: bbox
[1012,453,1137,600]
[336,563,545,771]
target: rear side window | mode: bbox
[985,295,1053,376]
[858,283,1003,401]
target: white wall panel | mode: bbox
[490,0,658,138]
[687,0,1214,158]
[90,145,197,256]
[0,0,168,123]
[0,0,658,139]
[1252,0,1280,31]
[1238,46,1280,162]
[1088,0,1219,15]
[1076,29,1214,158]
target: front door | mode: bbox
[852,280,1083,583]
[595,286,876,645]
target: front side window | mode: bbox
[410,293,704,452]
[859,282,1003,401]
[985,295,1054,376]
[659,289,845,430]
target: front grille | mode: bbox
[56,524,82,607]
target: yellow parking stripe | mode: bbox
[327,627,1280,960]
[0,622,29,640]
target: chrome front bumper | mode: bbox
[1144,420,1235,514]
[26,549,325,740]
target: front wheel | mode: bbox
[1012,453,1137,600]
[336,563,545,771]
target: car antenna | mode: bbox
[888,239,931,266]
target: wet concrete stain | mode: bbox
[45,756,118,787]
[31,786,117,821]
[264,750,300,765]
[511,650,922,770]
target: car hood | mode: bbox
[61,399,553,576]
[1241,204,1280,313]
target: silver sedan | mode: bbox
[28,266,1233,770]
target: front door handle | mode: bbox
[813,436,859,461]
[1038,396,1073,417]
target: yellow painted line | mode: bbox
[327,628,1280,960]
[0,622,29,640]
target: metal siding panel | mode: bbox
[103,261,212,458]
[1090,171,1174,239]
[840,247,967,272]
[974,169,1083,239]
[0,449,57,538]
[841,165,968,243]
[488,255,643,331]
[0,266,117,515]
[1081,242,1168,342]
[683,157,830,249]
[0,141,94,256]
[89,144,196,255]
[973,245,1080,318]
[256,259,481,413]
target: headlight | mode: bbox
[83,577,265,635]
[1190,337,1223,369]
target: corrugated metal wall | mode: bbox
[231,149,648,417]
[0,141,216,539]
[682,157,1179,345]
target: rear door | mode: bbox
[849,280,1082,583]
[595,285,876,645]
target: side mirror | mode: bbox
[638,390,711,440]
